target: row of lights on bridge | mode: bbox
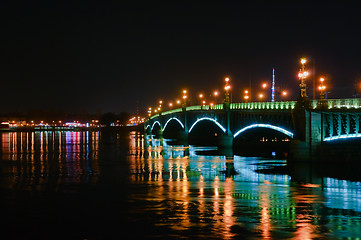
[147,57,328,116]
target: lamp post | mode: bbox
[224,77,231,104]
[298,58,309,98]
[244,89,250,102]
[221,77,232,146]
[213,90,219,104]
[317,77,328,109]
[319,77,326,99]
[182,90,187,108]
[281,90,288,100]
[199,93,204,105]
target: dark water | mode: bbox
[1,131,361,239]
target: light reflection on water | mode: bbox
[0,131,361,239]
[129,134,361,239]
[1,131,101,189]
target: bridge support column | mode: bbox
[218,101,233,149]
[177,131,188,142]
[156,129,163,138]
[217,135,233,148]
[289,100,322,162]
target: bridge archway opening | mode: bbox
[233,124,293,157]
[188,118,226,146]
[163,118,184,139]
[145,125,152,135]
[151,121,162,137]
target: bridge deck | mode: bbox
[150,98,361,120]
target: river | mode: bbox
[0,130,360,239]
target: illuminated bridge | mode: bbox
[145,98,361,161]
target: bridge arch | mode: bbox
[233,124,294,138]
[145,121,162,134]
[188,117,226,133]
[163,117,184,131]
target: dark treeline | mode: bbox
[0,110,131,126]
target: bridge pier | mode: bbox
[288,109,322,162]
[155,129,163,138]
[217,135,233,148]
[177,131,188,144]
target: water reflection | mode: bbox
[1,131,101,190]
[129,134,361,239]
[1,131,361,239]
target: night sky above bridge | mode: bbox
[2,2,361,114]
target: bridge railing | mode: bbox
[148,98,361,120]
[230,101,297,110]
[324,98,361,109]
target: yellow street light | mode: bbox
[318,77,327,93]
[299,57,308,98]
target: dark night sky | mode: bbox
[2,1,361,115]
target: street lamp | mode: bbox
[298,58,308,98]
[213,90,219,104]
[244,89,250,102]
[199,93,204,105]
[317,76,328,109]
[182,90,188,107]
[224,77,231,103]
[158,100,163,112]
[318,77,326,99]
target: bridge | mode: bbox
[145,98,361,161]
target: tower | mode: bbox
[271,68,275,102]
